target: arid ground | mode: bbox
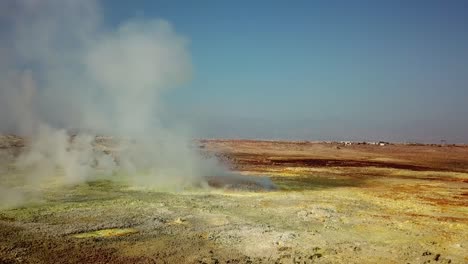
[1,136,467,263]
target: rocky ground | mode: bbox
[0,136,467,263]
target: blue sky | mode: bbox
[102,0,468,143]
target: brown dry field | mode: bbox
[1,137,467,263]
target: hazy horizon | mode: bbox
[2,0,468,143]
[109,1,468,143]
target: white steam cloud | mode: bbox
[0,0,222,207]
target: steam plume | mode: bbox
[0,0,207,207]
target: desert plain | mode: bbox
[0,136,467,263]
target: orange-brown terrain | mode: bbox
[1,137,467,263]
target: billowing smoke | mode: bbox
[0,0,222,207]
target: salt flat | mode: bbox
[1,138,467,263]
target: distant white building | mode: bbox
[378,141,389,146]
